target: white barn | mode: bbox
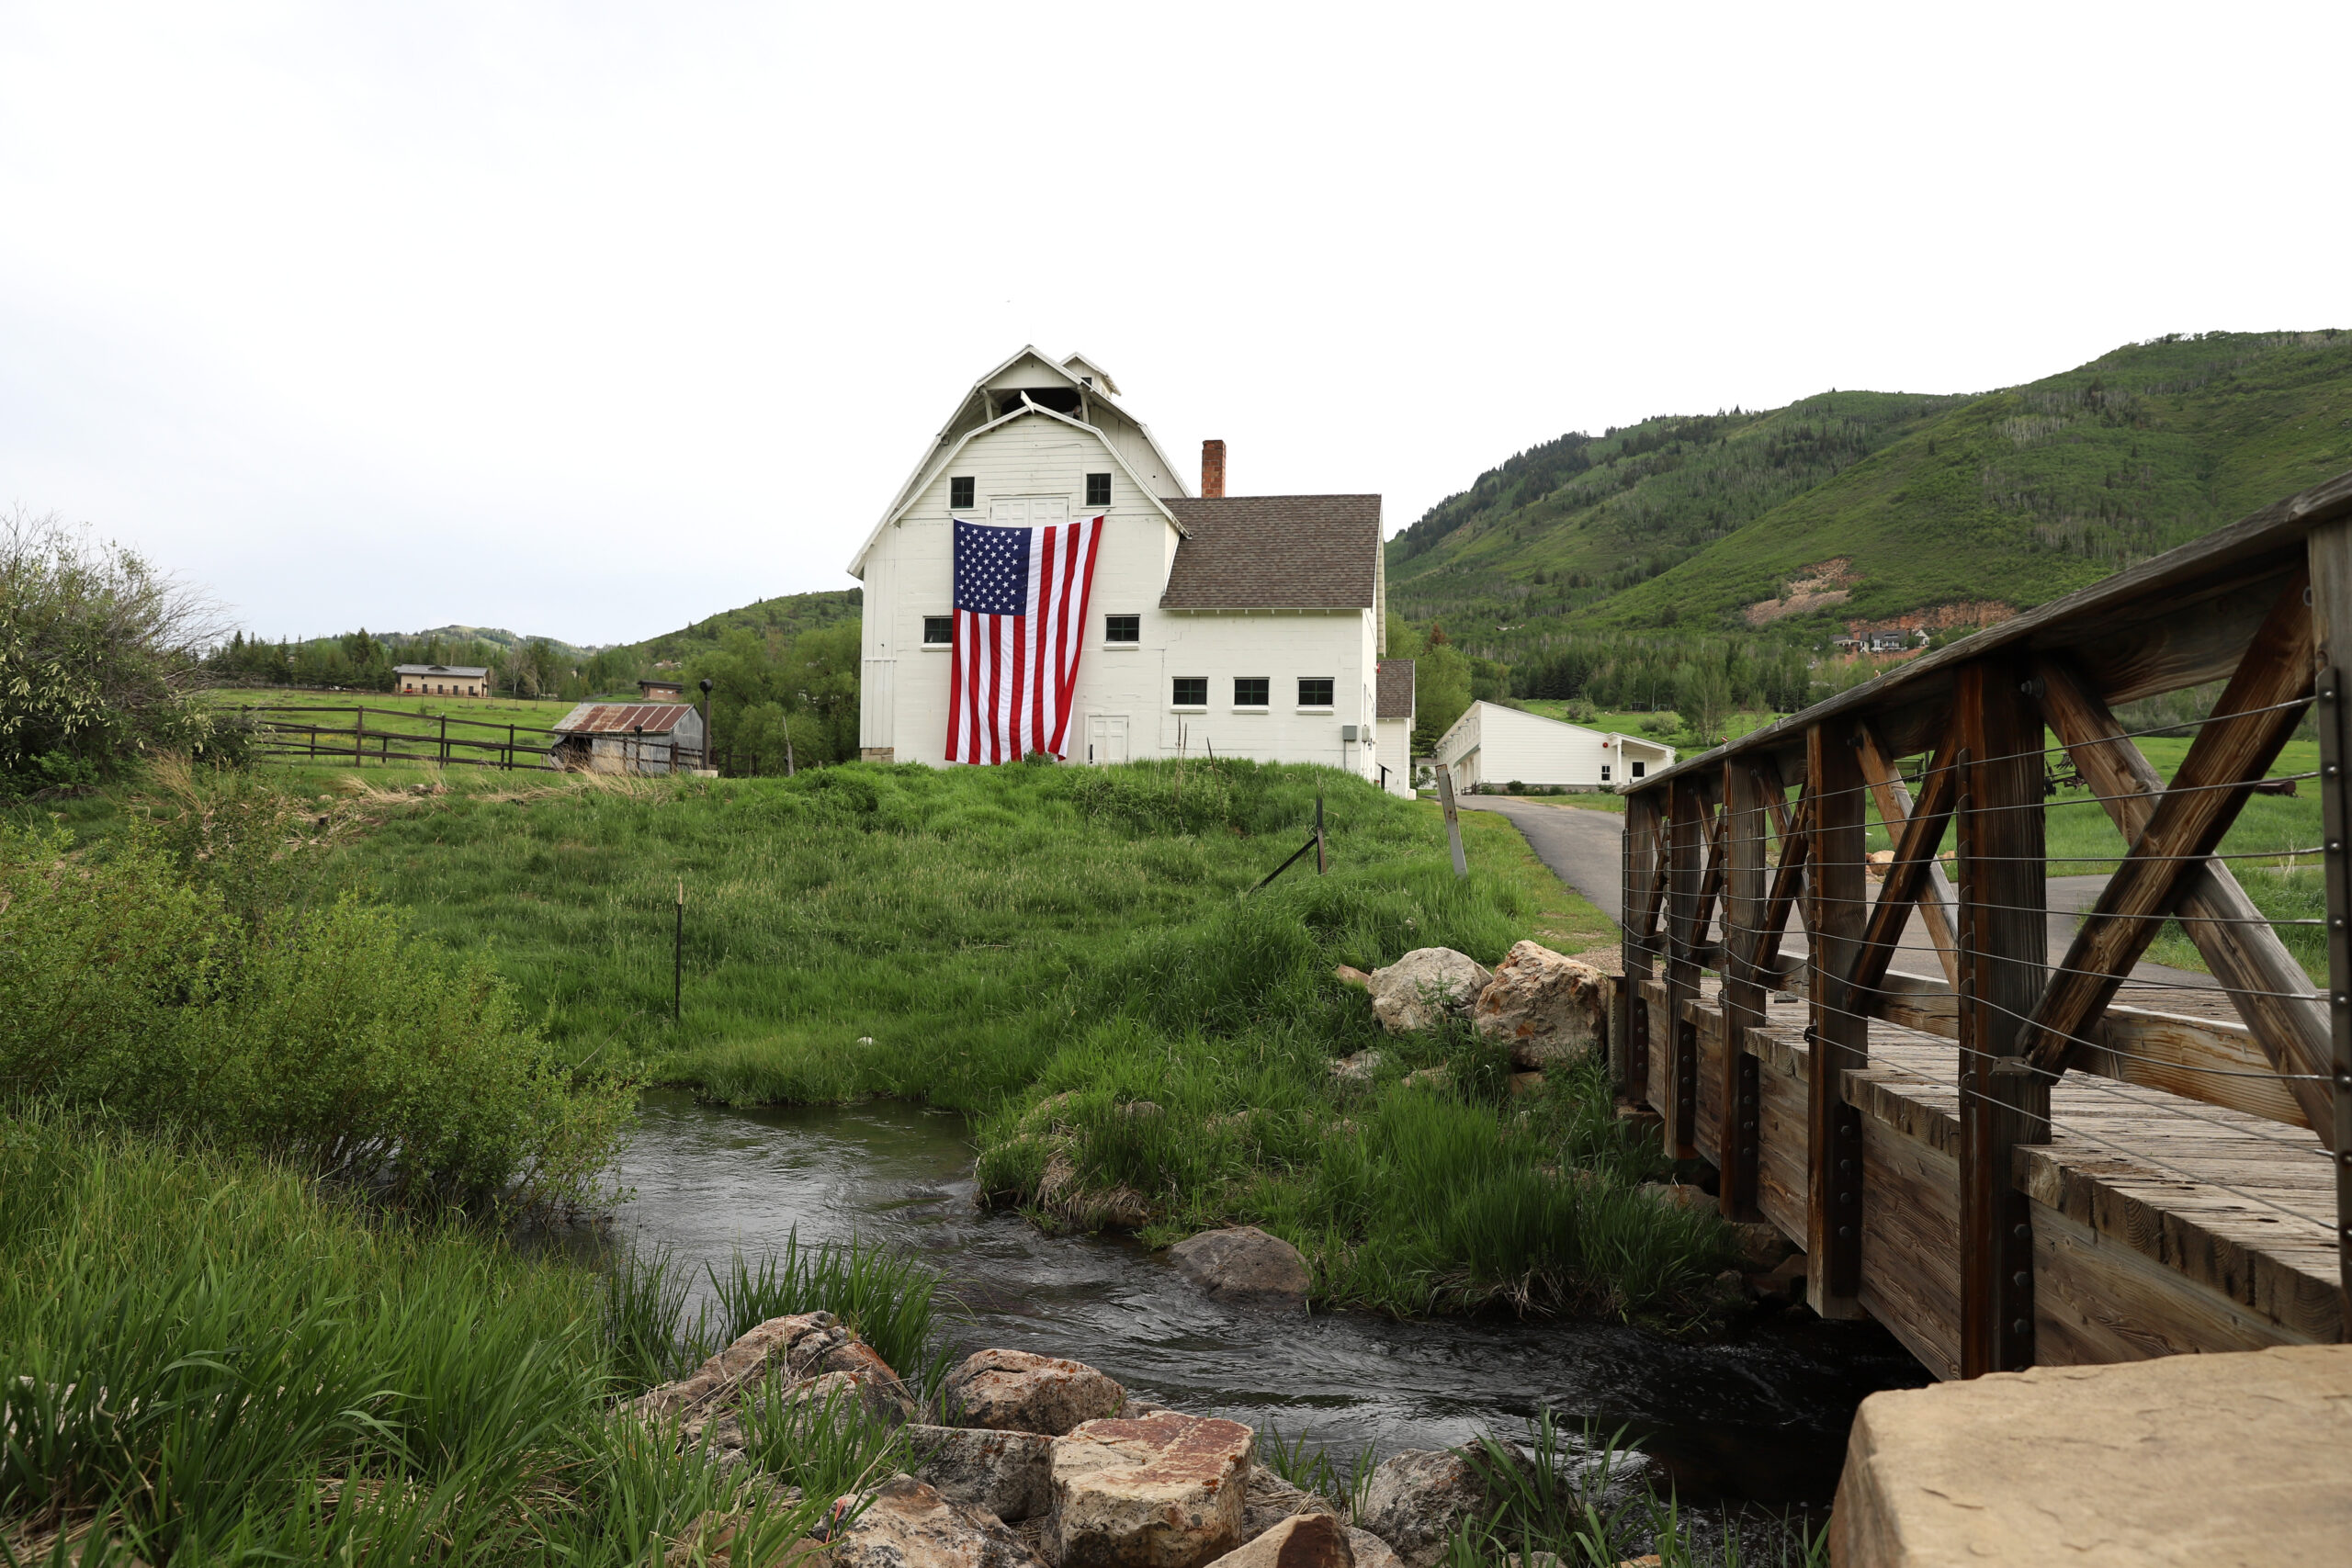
[850,349,1399,779]
[1431,702,1676,792]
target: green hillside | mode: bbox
[625,587,863,663]
[1392,331,2352,654]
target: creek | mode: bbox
[611,1090,1928,1508]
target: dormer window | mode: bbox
[950,477,975,510]
[1085,473,1111,507]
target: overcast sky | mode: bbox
[3,3,2345,648]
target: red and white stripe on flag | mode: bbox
[944,513,1104,764]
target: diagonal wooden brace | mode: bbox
[2022,572,2318,1076]
[1837,724,1963,1025]
[2033,654,2333,1130]
[1857,723,1964,987]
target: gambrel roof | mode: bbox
[848,346,1188,579]
[1159,496,1384,610]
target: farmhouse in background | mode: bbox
[639,678,685,700]
[848,347,1390,778]
[547,701,706,774]
[1375,657,1416,796]
[1431,701,1675,792]
[396,663,491,697]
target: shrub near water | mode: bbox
[0,776,630,1213]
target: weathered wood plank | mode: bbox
[1756,1043,1810,1242]
[2030,1202,2322,1365]
[2032,654,2331,1131]
[1859,1111,1963,1382]
[2302,513,2352,1314]
[1721,755,1770,1218]
[1839,726,1961,1024]
[1665,778,1706,1159]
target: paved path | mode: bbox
[1459,795,2228,993]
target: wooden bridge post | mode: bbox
[1956,659,2050,1375]
[1665,776,1706,1159]
[1623,787,1663,1104]
[1721,757,1768,1217]
[2305,519,2352,1311]
[1807,718,1869,1316]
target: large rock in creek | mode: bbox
[1051,1413,1256,1568]
[1344,1531,1400,1568]
[1471,942,1610,1068]
[945,1348,1127,1437]
[635,1312,917,1441]
[1201,1514,1353,1568]
[831,1475,1046,1568]
[906,1424,1055,1522]
[1356,1448,1528,1568]
[1167,1227,1311,1312]
[1366,950,1491,1034]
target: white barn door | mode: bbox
[1087,715,1128,765]
[989,496,1069,527]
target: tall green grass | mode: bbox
[0,1110,831,1565]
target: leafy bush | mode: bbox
[0,509,226,789]
[0,784,631,1215]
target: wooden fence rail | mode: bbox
[1618,468,2352,1380]
[239,705,704,774]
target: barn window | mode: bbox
[1233,677,1269,708]
[1104,614,1139,644]
[1171,677,1207,707]
[1600,764,1611,783]
[923,616,953,646]
[1297,677,1334,708]
[1085,473,1112,507]
[950,477,975,510]
[1631,760,1646,778]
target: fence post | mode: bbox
[2304,519,2352,1325]
[355,706,364,767]
[1955,658,2050,1374]
[508,724,515,771]
[1806,717,1869,1318]
[1436,765,1467,878]
[1623,786,1661,1104]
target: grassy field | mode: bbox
[205,686,590,732]
[126,755,1713,1320]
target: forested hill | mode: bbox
[1390,331,2352,656]
[622,587,863,663]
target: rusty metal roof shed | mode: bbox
[550,702,697,736]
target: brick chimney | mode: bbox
[1201,439,1227,498]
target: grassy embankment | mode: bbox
[213,755,1720,1321]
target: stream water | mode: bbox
[609,1091,1928,1509]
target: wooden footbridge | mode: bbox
[1614,468,2352,1379]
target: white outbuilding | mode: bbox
[1430,702,1676,792]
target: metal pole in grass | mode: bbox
[1437,764,1468,879]
[1315,790,1326,874]
[673,879,684,1024]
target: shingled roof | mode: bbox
[1377,658,1416,719]
[1159,495,1382,609]
[550,703,696,736]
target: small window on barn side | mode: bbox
[950,477,976,510]
[1234,677,1270,708]
[923,616,953,646]
[1600,764,1611,783]
[1631,760,1646,779]
[1104,614,1140,644]
[1297,677,1334,708]
[1085,473,1112,507]
[1171,677,1207,707]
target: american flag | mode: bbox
[945,513,1105,763]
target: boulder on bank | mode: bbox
[1356,1448,1529,1568]
[1328,1051,1383,1084]
[636,1311,839,1424]
[1345,1531,1401,1568]
[1168,1227,1310,1311]
[907,1424,1055,1521]
[1238,1467,1338,1542]
[1367,950,1492,1034]
[1201,1513,1353,1568]
[946,1348,1127,1437]
[1051,1413,1255,1568]
[831,1474,1045,1568]
[1471,942,1609,1068]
